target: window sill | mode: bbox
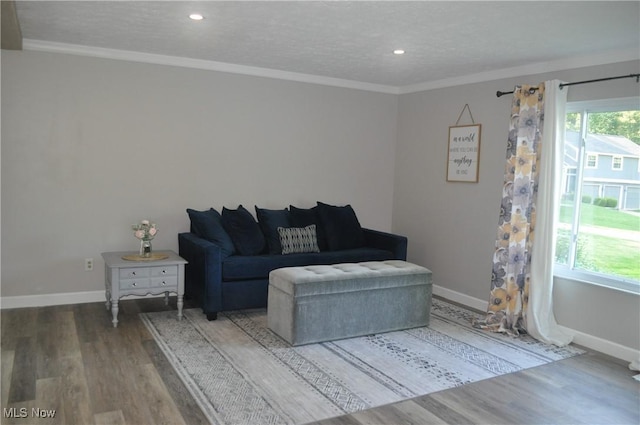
[554,265,640,295]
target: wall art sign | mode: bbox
[447,124,481,182]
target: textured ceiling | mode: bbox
[13,1,640,90]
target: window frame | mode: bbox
[585,153,598,168]
[612,155,623,170]
[555,96,640,295]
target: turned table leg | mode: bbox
[111,299,119,328]
[177,294,184,320]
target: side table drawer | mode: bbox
[151,265,177,277]
[119,278,150,290]
[120,267,150,279]
[150,276,178,288]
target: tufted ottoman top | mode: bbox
[269,260,431,297]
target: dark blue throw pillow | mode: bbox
[186,208,235,256]
[316,201,364,251]
[289,205,328,251]
[255,206,291,254]
[221,205,266,256]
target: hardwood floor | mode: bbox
[311,351,640,425]
[1,298,638,425]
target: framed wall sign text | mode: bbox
[447,124,481,182]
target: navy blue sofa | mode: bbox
[178,204,407,320]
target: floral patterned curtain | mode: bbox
[475,83,545,336]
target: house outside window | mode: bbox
[555,97,640,294]
[612,156,623,170]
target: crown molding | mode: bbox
[22,39,400,95]
[22,39,638,96]
[398,48,640,94]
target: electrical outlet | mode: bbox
[85,258,93,271]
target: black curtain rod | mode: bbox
[495,73,640,98]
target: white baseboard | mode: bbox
[432,284,488,312]
[3,285,638,363]
[558,325,640,365]
[0,290,166,309]
[432,284,639,364]
[0,291,105,309]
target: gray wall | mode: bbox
[1,50,398,297]
[393,60,640,351]
[2,48,638,355]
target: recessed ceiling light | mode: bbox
[393,49,405,55]
[189,13,204,21]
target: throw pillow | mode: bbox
[255,206,291,254]
[221,205,266,256]
[278,225,320,255]
[316,201,364,251]
[289,205,328,251]
[186,208,235,256]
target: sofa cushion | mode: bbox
[316,201,364,250]
[186,208,235,256]
[289,205,328,251]
[222,247,394,281]
[221,205,266,256]
[255,206,291,254]
[278,225,320,254]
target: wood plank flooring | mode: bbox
[1,297,638,425]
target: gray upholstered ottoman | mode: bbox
[267,260,432,346]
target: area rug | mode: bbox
[140,299,584,425]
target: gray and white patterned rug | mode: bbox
[140,298,584,425]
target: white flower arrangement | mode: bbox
[131,219,158,241]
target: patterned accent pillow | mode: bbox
[278,225,320,255]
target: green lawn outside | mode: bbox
[559,202,640,231]
[557,203,639,281]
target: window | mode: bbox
[555,97,640,294]
[612,156,623,170]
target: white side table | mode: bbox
[102,250,188,327]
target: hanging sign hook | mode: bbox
[455,104,475,126]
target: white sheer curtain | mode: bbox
[527,80,574,346]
